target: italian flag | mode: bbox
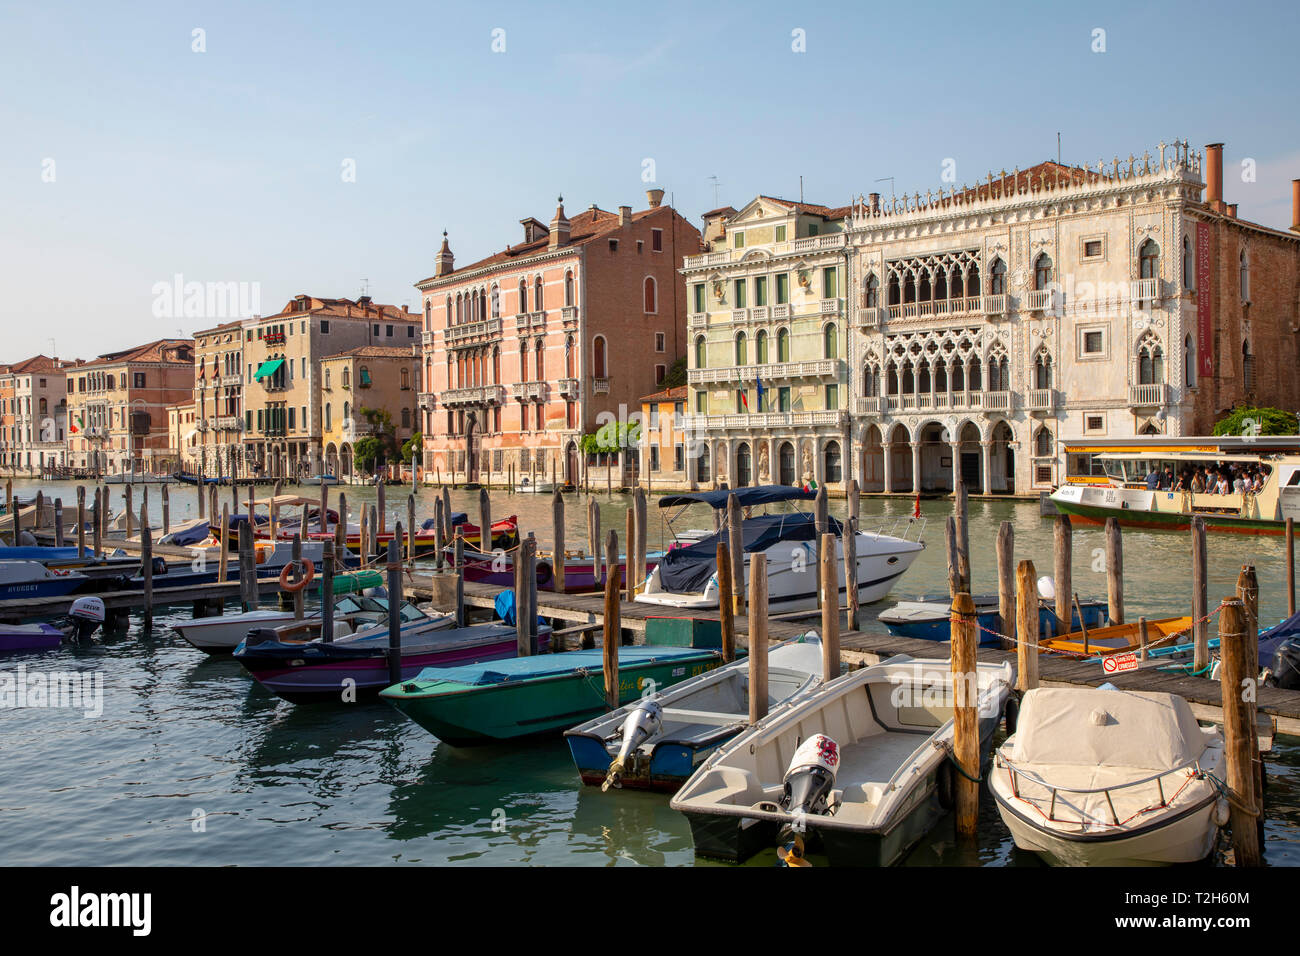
[69,414,83,435]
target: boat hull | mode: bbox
[0,623,66,652]
[882,602,1108,646]
[1050,488,1283,536]
[384,651,720,746]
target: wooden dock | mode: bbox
[407,574,1300,738]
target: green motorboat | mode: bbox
[380,646,722,746]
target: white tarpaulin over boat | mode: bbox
[1011,688,1207,772]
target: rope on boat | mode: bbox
[970,600,1229,658]
[944,746,985,784]
[1200,769,1261,819]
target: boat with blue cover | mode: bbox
[878,594,1109,646]
[636,485,924,613]
[381,646,722,746]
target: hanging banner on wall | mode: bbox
[1196,221,1213,378]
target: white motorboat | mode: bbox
[671,654,1013,865]
[636,486,924,613]
[564,633,824,793]
[989,687,1228,866]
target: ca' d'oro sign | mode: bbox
[1196,222,1213,378]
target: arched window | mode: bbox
[535,337,545,380]
[493,345,501,383]
[490,285,500,319]
[1185,335,1196,388]
[823,441,842,483]
[1139,239,1160,279]
[424,299,431,328]
[989,257,1007,295]
[445,297,452,326]
[520,340,529,381]
[887,273,900,306]
[823,323,837,359]
[968,355,982,391]
[886,362,898,395]
[325,403,331,431]
[593,336,607,378]
[565,336,575,377]
[1034,350,1052,390]
[643,276,657,314]
[755,329,768,364]
[1240,250,1250,301]
[1243,339,1255,391]
[864,274,879,308]
[777,327,790,363]
[735,331,747,366]
[694,335,706,368]
[400,368,410,390]
[342,368,350,388]
[325,367,331,389]
[1183,236,1194,289]
[1035,427,1053,458]
[564,272,574,307]
[1033,253,1053,291]
[519,279,528,314]
[534,276,544,312]
[455,294,463,324]
[343,401,350,422]
[1138,333,1164,385]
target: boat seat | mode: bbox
[661,707,747,727]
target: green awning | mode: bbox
[254,358,284,381]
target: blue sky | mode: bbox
[2,0,1298,360]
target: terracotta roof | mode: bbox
[701,206,737,219]
[322,346,417,360]
[640,385,687,403]
[2,355,76,374]
[80,338,194,369]
[263,296,419,323]
[756,196,852,220]
[416,204,674,286]
[192,318,245,336]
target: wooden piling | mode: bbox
[954,478,970,592]
[552,489,566,594]
[588,497,601,586]
[141,518,154,632]
[844,515,859,631]
[749,552,770,725]
[92,488,102,558]
[336,492,348,555]
[219,504,229,584]
[603,529,621,710]
[238,520,257,613]
[1288,517,1296,618]
[289,533,305,620]
[1138,616,1149,661]
[369,504,379,561]
[477,487,491,556]
[360,505,369,564]
[814,485,828,606]
[386,540,402,686]
[847,477,860,528]
[209,486,218,535]
[54,499,64,548]
[1237,565,1264,811]
[950,590,979,837]
[1016,559,1039,691]
[820,532,840,684]
[35,491,43,535]
[1192,517,1209,672]
[76,486,86,559]
[945,516,961,599]
[10,482,19,545]
[996,521,1014,650]
[320,484,329,536]
[321,540,336,643]
[634,486,648,595]
[453,534,465,627]
[717,541,735,663]
[1053,514,1072,637]
[1218,597,1262,867]
[726,492,744,615]
[1105,516,1124,625]
[125,486,134,539]
[407,495,416,567]
[625,508,635,601]
[162,484,170,536]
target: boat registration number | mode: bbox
[1101,652,1139,674]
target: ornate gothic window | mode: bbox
[1033,253,1053,291]
[1138,332,1164,385]
[1139,239,1160,280]
[1034,349,1052,389]
[989,258,1007,295]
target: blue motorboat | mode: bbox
[0,560,89,600]
[878,593,1109,647]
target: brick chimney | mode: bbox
[1205,143,1226,213]
[434,231,454,277]
[618,205,632,225]
[1292,179,1300,233]
[645,188,664,208]
[868,192,881,214]
[548,196,570,251]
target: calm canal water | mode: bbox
[2,479,1297,866]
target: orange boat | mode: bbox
[1038,616,1192,658]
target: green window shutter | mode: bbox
[774,224,786,242]
[775,273,789,304]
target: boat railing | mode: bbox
[996,750,1207,827]
[868,513,927,543]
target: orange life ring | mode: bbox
[279,558,315,592]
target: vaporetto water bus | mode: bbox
[1049,436,1300,535]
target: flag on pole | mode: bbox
[739,389,750,412]
[913,492,921,519]
[755,375,765,413]
[69,414,82,435]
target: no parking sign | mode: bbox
[1101,652,1139,675]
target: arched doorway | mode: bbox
[991,421,1015,493]
[736,442,752,487]
[823,440,842,484]
[889,423,912,492]
[957,422,982,491]
[860,424,884,492]
[778,441,796,485]
[565,441,578,486]
[340,443,353,478]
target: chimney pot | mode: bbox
[618,205,632,225]
[1227,203,1238,218]
[645,188,665,208]
[1205,143,1225,213]
[868,192,881,213]
[1291,179,1300,233]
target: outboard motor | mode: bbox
[363,585,389,600]
[1270,637,1300,690]
[67,596,106,640]
[776,734,839,864]
[603,699,663,792]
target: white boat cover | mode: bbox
[1012,688,1207,772]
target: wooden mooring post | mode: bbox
[1192,517,1209,672]
[1288,517,1296,618]
[377,481,386,535]
[717,539,735,663]
[844,515,859,631]
[945,516,961,599]
[1016,559,1039,692]
[1237,565,1265,819]
[54,499,64,548]
[219,504,229,585]
[625,508,635,601]
[603,529,621,710]
[634,486,648,596]
[320,485,329,536]
[321,540,336,643]
[91,488,102,558]
[125,486,134,539]
[141,519,154,633]
[238,520,257,613]
[953,478,970,592]
[515,535,538,656]
[950,590,979,837]
[587,497,601,586]
[1138,617,1150,661]
[162,483,170,536]
[453,534,465,627]
[813,485,828,607]
[749,552,769,723]
[552,489,566,594]
[76,486,86,559]
[996,521,1014,649]
[290,533,305,620]
[1053,514,1072,636]
[820,532,840,683]
[1218,596,1263,867]
[1105,516,1124,625]
[726,492,743,615]
[386,540,402,687]
[479,487,491,556]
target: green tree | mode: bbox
[353,436,383,471]
[657,356,687,389]
[356,406,400,472]
[401,432,423,464]
[1212,406,1298,438]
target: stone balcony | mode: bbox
[1129,382,1172,407]
[561,305,578,327]
[421,330,434,347]
[1024,289,1055,313]
[511,381,548,402]
[592,376,610,394]
[856,307,882,330]
[1131,277,1162,308]
[557,377,580,398]
[417,391,435,410]
[688,359,839,386]
[442,385,505,407]
[681,233,847,270]
[1028,388,1057,412]
[679,410,847,431]
[446,318,502,344]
